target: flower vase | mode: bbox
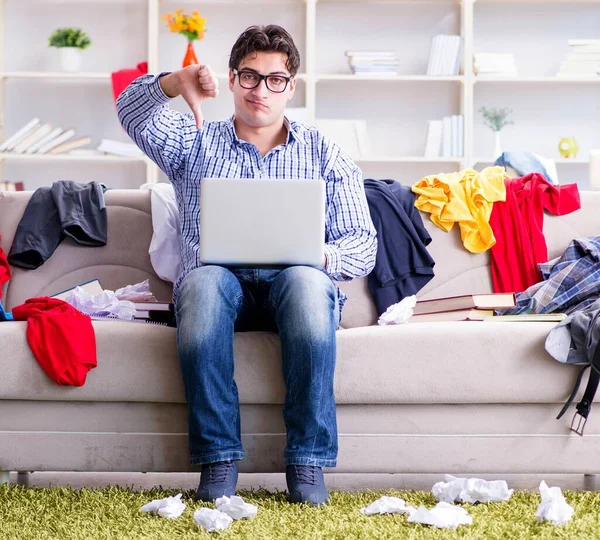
[59,47,83,72]
[493,131,502,159]
[183,41,198,68]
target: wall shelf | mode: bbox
[0,0,598,188]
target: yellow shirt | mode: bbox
[411,166,507,253]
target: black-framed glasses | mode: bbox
[232,68,292,93]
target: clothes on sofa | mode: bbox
[488,173,581,294]
[495,151,558,186]
[140,182,182,284]
[545,296,600,365]
[0,237,10,297]
[12,297,97,386]
[8,181,108,269]
[0,236,13,320]
[497,236,600,316]
[545,297,600,427]
[364,179,435,315]
[411,167,507,254]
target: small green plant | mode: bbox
[479,107,514,132]
[48,28,91,49]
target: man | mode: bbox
[117,25,377,506]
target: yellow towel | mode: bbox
[412,166,507,253]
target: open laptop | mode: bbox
[199,177,326,268]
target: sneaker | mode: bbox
[286,465,329,506]
[195,460,238,502]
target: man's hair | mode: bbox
[229,25,300,77]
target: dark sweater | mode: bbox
[364,179,435,315]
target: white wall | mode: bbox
[2,0,599,190]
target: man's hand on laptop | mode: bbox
[159,64,219,129]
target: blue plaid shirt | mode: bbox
[117,74,377,305]
[498,236,600,316]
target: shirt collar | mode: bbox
[221,115,305,147]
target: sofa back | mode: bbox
[0,190,173,310]
[2,189,600,328]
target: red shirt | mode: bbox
[489,173,581,293]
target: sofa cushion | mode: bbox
[0,320,587,406]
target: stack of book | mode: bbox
[345,50,398,76]
[473,53,518,76]
[557,39,600,77]
[424,115,464,159]
[409,293,516,322]
[0,118,91,155]
[426,35,462,76]
[132,299,174,325]
[97,139,144,158]
[0,181,25,192]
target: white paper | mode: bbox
[536,481,574,525]
[193,508,233,532]
[432,474,513,503]
[215,495,258,520]
[378,295,417,325]
[114,279,156,302]
[407,501,472,529]
[140,493,186,519]
[65,288,137,319]
[360,496,413,515]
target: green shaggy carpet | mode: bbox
[1,485,599,539]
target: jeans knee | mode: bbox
[177,266,242,317]
[270,266,338,333]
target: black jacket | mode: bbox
[364,179,435,315]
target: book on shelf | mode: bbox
[36,129,76,154]
[558,39,600,76]
[50,278,103,301]
[26,127,64,154]
[410,308,494,322]
[345,50,398,76]
[0,181,25,192]
[12,123,53,154]
[413,292,516,316]
[96,138,144,157]
[424,120,443,157]
[50,136,92,155]
[430,114,463,158]
[483,313,567,323]
[0,118,41,152]
[427,35,462,76]
[473,53,518,76]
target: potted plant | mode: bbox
[479,107,514,158]
[48,28,92,73]
[162,9,207,68]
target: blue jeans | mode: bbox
[176,265,340,468]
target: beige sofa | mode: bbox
[1,188,600,485]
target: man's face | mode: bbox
[229,51,296,129]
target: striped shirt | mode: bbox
[498,236,600,316]
[116,74,377,305]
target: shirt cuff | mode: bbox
[147,72,174,106]
[324,244,342,276]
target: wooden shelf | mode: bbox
[317,74,463,82]
[0,152,149,163]
[356,156,463,163]
[475,75,600,83]
[0,71,112,80]
[473,157,589,165]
